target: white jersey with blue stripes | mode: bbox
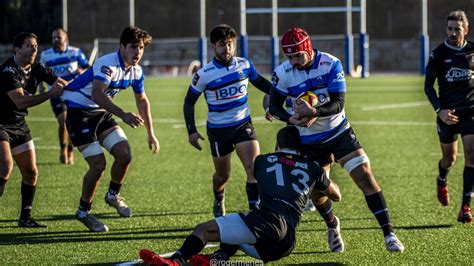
[62,51,145,110]
[273,50,349,144]
[39,46,89,81]
[189,57,259,128]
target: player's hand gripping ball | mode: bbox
[297,91,318,107]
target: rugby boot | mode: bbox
[189,254,212,266]
[105,193,132,217]
[18,217,47,228]
[457,204,472,223]
[384,233,405,252]
[76,209,108,232]
[327,216,344,253]
[436,181,450,206]
[139,249,180,266]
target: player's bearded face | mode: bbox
[52,30,67,51]
[288,52,311,70]
[212,39,235,62]
[16,38,38,67]
[446,20,467,47]
[121,41,145,67]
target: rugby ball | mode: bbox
[297,91,318,107]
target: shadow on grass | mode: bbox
[298,223,454,233]
[286,263,345,266]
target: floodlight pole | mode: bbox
[420,0,429,74]
[240,0,249,59]
[62,0,68,31]
[359,0,369,78]
[271,0,279,71]
[129,0,135,26]
[344,0,354,75]
[199,0,207,66]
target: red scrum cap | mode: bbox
[281,27,314,59]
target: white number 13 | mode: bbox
[266,163,310,195]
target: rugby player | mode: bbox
[139,126,341,265]
[424,10,473,223]
[62,26,159,232]
[40,27,90,164]
[269,27,405,252]
[0,32,67,227]
[183,24,272,217]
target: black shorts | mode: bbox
[207,120,257,157]
[241,209,295,263]
[437,113,474,143]
[66,109,118,147]
[50,97,67,117]
[301,127,362,166]
[0,122,32,149]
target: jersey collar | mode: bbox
[212,57,235,69]
[117,51,127,70]
[444,40,467,51]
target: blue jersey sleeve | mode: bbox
[327,60,346,93]
[131,73,145,94]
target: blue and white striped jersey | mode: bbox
[189,57,259,128]
[62,51,145,110]
[272,50,348,144]
[40,46,89,81]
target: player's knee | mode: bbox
[213,172,230,182]
[21,167,38,185]
[88,158,106,176]
[441,155,456,168]
[0,162,14,179]
[114,150,132,166]
[102,128,128,153]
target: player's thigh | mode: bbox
[437,117,459,144]
[66,109,105,147]
[50,97,67,118]
[440,141,458,160]
[212,153,232,177]
[235,140,259,173]
[207,127,234,158]
[13,148,38,184]
[0,139,13,177]
[215,213,257,245]
[98,126,130,157]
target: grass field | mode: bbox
[0,76,472,265]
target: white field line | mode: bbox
[361,101,429,111]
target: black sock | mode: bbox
[214,243,239,260]
[462,166,474,206]
[0,178,7,186]
[173,234,205,262]
[60,143,67,150]
[246,182,259,210]
[20,182,36,220]
[437,160,450,186]
[67,145,74,152]
[213,188,225,202]
[365,191,393,236]
[79,199,92,212]
[315,199,337,228]
[108,181,122,195]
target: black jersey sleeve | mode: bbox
[249,74,271,94]
[0,69,22,92]
[269,87,291,122]
[424,53,441,112]
[315,91,345,117]
[183,88,200,135]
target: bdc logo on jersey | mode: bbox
[215,84,247,100]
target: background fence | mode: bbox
[1,0,473,75]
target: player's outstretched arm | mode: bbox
[7,77,66,109]
[183,89,204,150]
[91,80,144,128]
[135,92,160,154]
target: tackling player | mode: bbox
[183,24,272,217]
[269,27,405,252]
[139,126,341,265]
[62,26,159,232]
[0,32,67,227]
[40,27,90,164]
[424,10,473,223]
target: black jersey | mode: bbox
[425,41,474,112]
[254,152,330,230]
[0,56,57,125]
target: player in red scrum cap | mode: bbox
[269,27,405,252]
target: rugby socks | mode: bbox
[0,177,7,186]
[315,199,337,228]
[78,199,92,212]
[437,160,450,186]
[215,243,239,259]
[365,191,393,237]
[20,182,36,220]
[462,167,474,206]
[246,182,259,210]
[108,181,122,196]
[173,234,205,263]
[67,145,74,153]
[213,188,225,202]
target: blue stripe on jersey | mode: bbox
[131,74,145,94]
[206,71,249,91]
[327,61,346,92]
[300,117,348,144]
[66,68,94,90]
[207,115,250,128]
[62,73,78,81]
[189,85,201,95]
[117,51,126,70]
[208,95,247,112]
[45,55,81,67]
[286,74,330,97]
